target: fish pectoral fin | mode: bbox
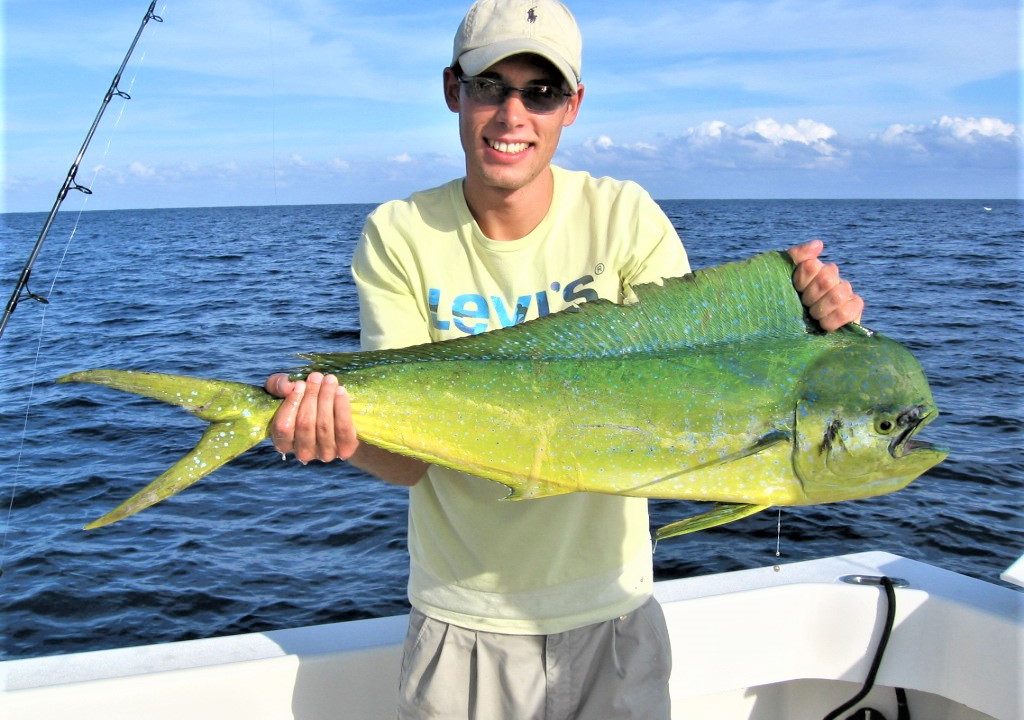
[624,429,791,495]
[655,503,770,540]
[504,482,575,500]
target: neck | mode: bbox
[462,166,555,241]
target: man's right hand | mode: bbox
[265,372,360,464]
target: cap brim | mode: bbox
[458,38,578,92]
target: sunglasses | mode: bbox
[458,76,573,114]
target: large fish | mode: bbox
[58,251,947,536]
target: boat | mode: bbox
[2,550,1020,719]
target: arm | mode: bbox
[788,239,865,332]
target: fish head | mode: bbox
[793,330,948,503]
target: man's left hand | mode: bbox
[788,239,865,332]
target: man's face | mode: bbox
[444,54,584,198]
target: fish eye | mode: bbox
[875,418,895,434]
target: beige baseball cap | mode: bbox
[452,0,583,91]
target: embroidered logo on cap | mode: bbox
[527,7,537,23]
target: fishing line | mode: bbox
[269,9,279,205]
[775,507,783,557]
[0,2,167,578]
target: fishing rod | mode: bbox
[0,2,163,340]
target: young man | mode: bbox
[266,1,863,717]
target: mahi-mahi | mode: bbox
[58,251,948,536]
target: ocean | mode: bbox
[1,199,1020,661]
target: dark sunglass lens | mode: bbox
[522,86,562,112]
[469,78,505,104]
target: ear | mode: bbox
[443,67,461,112]
[562,82,585,127]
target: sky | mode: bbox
[2,0,1020,211]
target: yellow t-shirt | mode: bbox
[352,165,690,634]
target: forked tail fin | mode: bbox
[57,370,282,529]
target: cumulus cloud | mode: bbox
[689,119,843,171]
[686,118,841,160]
[582,134,657,155]
[739,118,838,155]
[563,114,1018,198]
[577,115,1019,171]
[880,115,1018,150]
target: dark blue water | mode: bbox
[1,200,1021,661]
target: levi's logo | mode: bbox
[428,273,599,335]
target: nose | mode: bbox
[495,91,528,125]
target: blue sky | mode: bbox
[3,0,1019,211]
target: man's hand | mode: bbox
[788,240,864,332]
[265,372,359,464]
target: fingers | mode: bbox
[806,279,864,331]
[294,373,327,464]
[313,374,339,462]
[269,377,306,456]
[789,241,865,332]
[269,372,358,464]
[334,385,359,460]
[818,293,865,332]
[787,239,823,266]
[793,260,840,306]
[265,372,296,398]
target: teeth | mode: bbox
[489,140,529,154]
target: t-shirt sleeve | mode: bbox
[351,211,432,352]
[620,189,691,291]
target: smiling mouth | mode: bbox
[487,139,530,154]
[889,407,944,458]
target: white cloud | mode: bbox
[389,152,413,164]
[687,121,729,144]
[561,113,1018,199]
[937,116,1016,142]
[739,119,837,151]
[877,116,1019,154]
[667,118,845,168]
[582,134,657,155]
[128,161,156,178]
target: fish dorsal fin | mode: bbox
[301,251,814,373]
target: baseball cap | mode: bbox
[452,0,583,91]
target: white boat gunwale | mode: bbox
[3,550,1021,720]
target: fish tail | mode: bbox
[56,370,281,529]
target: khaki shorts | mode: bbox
[397,596,672,720]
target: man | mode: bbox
[266,1,863,717]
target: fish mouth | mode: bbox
[889,406,945,459]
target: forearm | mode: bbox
[348,442,428,486]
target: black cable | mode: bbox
[823,576,902,720]
[896,687,910,720]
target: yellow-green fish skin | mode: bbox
[57,251,947,532]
